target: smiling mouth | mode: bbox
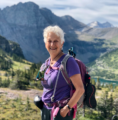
[50,48,57,50]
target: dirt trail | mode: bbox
[0,88,43,100]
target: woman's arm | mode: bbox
[60,74,85,117]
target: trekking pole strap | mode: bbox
[51,68,61,102]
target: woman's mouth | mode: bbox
[50,48,57,50]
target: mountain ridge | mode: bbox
[87,21,113,28]
[0,2,88,63]
[0,1,118,64]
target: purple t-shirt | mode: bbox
[41,54,80,109]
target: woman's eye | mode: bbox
[54,41,58,43]
[48,41,51,43]
[47,40,58,44]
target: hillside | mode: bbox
[82,27,118,40]
[0,35,24,58]
[88,48,118,80]
[0,48,31,79]
[0,46,43,90]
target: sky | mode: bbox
[0,0,118,27]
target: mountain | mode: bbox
[82,27,118,40]
[0,2,87,63]
[40,8,86,31]
[0,2,49,63]
[0,35,24,58]
[87,21,113,28]
[88,48,118,80]
[102,22,114,28]
[0,2,118,64]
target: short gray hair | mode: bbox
[43,25,65,43]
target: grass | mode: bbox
[0,86,118,120]
[110,35,118,43]
[0,94,41,120]
[12,61,31,70]
[95,87,116,99]
[88,48,118,80]
[0,58,32,81]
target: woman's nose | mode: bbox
[50,42,55,46]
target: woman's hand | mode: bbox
[60,105,70,117]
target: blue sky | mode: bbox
[0,0,118,26]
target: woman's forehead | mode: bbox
[47,32,60,39]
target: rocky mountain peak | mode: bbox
[88,21,113,28]
[17,1,40,10]
[40,8,52,13]
[102,22,113,28]
[88,21,100,28]
[2,1,47,26]
[61,15,73,20]
[3,2,39,10]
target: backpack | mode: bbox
[60,54,97,109]
[61,47,97,109]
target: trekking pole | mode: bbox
[68,47,76,58]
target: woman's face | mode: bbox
[45,32,64,56]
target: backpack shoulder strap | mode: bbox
[60,54,74,97]
[61,54,85,109]
[60,54,73,86]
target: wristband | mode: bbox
[66,104,72,110]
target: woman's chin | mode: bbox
[49,50,56,53]
[49,51,59,55]
[49,49,57,52]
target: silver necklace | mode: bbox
[50,51,62,65]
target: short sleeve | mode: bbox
[66,57,81,77]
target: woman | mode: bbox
[39,25,84,120]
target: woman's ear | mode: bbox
[61,42,64,47]
[61,42,64,51]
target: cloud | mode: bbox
[105,3,118,6]
[0,0,118,26]
[51,4,79,10]
[50,0,118,26]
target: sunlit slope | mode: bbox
[88,48,118,80]
[0,49,32,80]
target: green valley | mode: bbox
[88,48,118,80]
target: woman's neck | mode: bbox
[50,51,64,66]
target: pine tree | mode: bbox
[96,77,100,89]
[98,91,114,119]
[114,94,118,117]
[109,83,113,92]
[25,97,31,111]
[107,94,114,119]
[0,77,2,87]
